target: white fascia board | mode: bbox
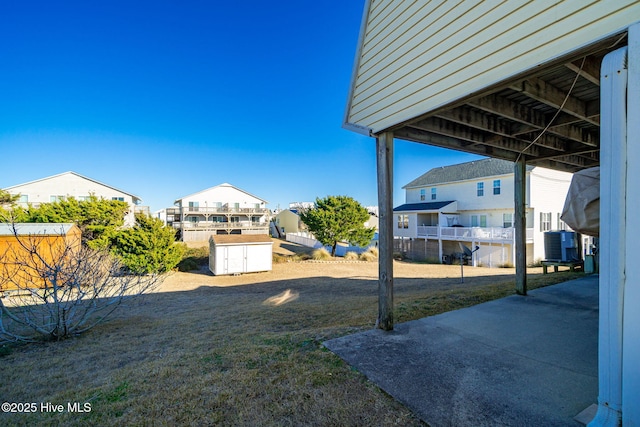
[343,0,373,137]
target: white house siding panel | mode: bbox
[529,168,573,261]
[347,0,640,133]
[406,174,522,213]
[180,185,266,211]
[6,172,138,226]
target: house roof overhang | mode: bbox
[377,33,629,174]
[393,200,456,213]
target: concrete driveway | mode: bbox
[324,275,599,426]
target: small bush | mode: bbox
[360,251,376,262]
[528,258,543,268]
[312,248,331,260]
[272,253,288,264]
[344,251,359,261]
[366,246,379,258]
[177,246,209,271]
[498,261,515,268]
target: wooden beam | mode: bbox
[469,94,598,146]
[376,131,394,331]
[565,56,601,86]
[510,77,600,126]
[514,156,527,295]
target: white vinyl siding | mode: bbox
[347,0,640,133]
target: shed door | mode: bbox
[225,245,246,274]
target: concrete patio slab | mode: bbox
[324,275,599,426]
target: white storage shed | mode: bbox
[209,235,273,275]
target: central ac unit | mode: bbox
[544,231,580,262]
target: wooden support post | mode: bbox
[514,156,527,295]
[376,132,394,330]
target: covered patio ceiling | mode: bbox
[386,33,628,174]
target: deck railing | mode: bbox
[166,206,271,216]
[416,226,534,243]
[171,221,269,230]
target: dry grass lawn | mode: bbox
[0,240,584,426]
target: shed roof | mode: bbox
[0,223,78,236]
[210,234,273,245]
[404,158,535,189]
[393,201,455,212]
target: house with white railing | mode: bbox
[166,183,270,242]
[394,158,572,267]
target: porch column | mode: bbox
[588,44,627,427]
[514,156,527,295]
[376,131,394,331]
[623,23,640,425]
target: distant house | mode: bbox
[394,158,572,266]
[274,209,303,236]
[166,183,270,242]
[3,171,144,226]
[0,223,82,291]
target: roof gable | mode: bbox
[175,183,268,204]
[4,171,141,202]
[403,158,535,189]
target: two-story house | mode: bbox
[166,183,270,242]
[3,171,145,226]
[394,158,572,267]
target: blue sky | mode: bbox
[0,1,482,212]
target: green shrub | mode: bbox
[109,214,185,274]
[177,246,209,271]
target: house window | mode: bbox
[254,203,260,209]
[234,203,240,209]
[188,216,199,223]
[477,182,484,197]
[503,213,513,228]
[493,180,501,195]
[540,212,552,231]
[112,197,125,202]
[431,188,436,200]
[420,189,426,201]
[188,201,199,212]
[397,215,408,229]
[472,215,487,227]
[18,195,28,203]
[557,213,567,231]
[50,195,65,202]
[77,196,91,201]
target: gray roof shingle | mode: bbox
[403,158,535,188]
[393,201,455,212]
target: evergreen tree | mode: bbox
[300,195,375,256]
[108,213,184,274]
